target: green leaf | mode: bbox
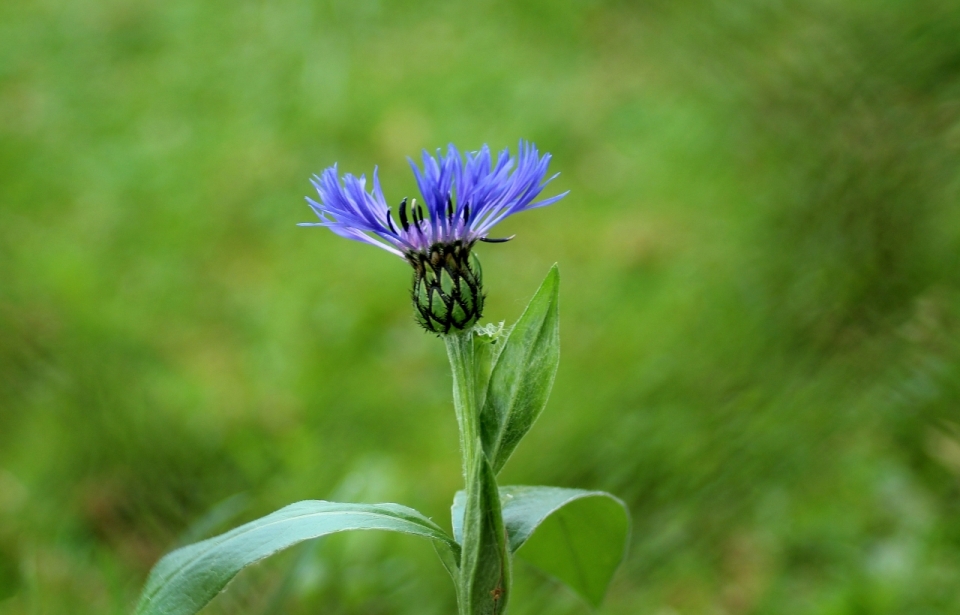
[480,265,560,474]
[135,500,459,615]
[452,485,629,607]
[471,321,508,412]
[458,454,510,615]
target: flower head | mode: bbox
[301,141,567,333]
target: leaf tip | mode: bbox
[540,263,560,295]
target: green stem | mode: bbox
[445,331,479,481]
[445,330,510,615]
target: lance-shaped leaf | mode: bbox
[135,500,460,615]
[480,265,560,474]
[453,485,629,607]
[458,454,511,615]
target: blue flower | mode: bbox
[301,141,567,333]
[300,141,567,257]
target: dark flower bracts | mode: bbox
[301,141,567,333]
[408,240,483,333]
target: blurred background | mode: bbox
[3,0,960,613]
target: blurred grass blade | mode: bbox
[174,492,250,547]
[135,501,459,615]
[480,265,560,474]
[454,485,629,607]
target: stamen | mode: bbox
[479,235,516,244]
[410,199,425,235]
[463,203,471,223]
[411,198,425,236]
[385,207,397,234]
[446,193,454,221]
[398,198,410,231]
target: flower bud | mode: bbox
[408,241,484,334]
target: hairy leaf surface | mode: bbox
[457,455,510,614]
[453,485,629,607]
[136,501,458,615]
[480,265,560,473]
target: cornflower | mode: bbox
[301,141,567,333]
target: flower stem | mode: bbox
[445,330,480,481]
[445,330,510,615]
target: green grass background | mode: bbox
[4,0,960,613]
